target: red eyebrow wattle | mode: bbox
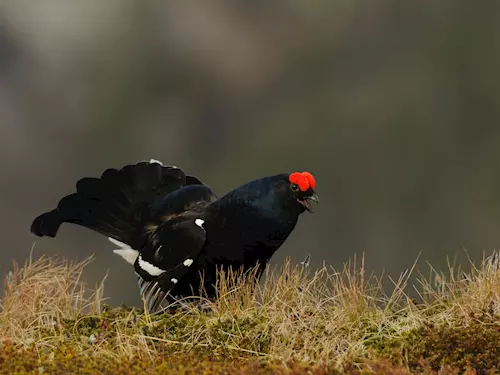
[301,172,316,191]
[289,172,316,192]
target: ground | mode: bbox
[0,252,499,374]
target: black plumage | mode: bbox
[31,160,318,312]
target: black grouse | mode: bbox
[31,160,318,312]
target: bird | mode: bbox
[31,159,318,312]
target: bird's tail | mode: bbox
[31,160,190,248]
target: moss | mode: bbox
[407,315,500,374]
[0,342,330,375]
[54,306,272,363]
[1,341,489,375]
[366,311,500,374]
[365,326,424,366]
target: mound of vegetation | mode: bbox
[0,252,498,374]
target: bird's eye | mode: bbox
[290,183,299,192]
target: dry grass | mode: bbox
[0,254,104,345]
[0,250,499,374]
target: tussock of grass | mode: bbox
[0,251,499,374]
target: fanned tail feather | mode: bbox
[31,161,191,248]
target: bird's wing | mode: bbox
[134,216,207,312]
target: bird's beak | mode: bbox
[307,193,319,205]
[298,193,319,212]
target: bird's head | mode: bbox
[286,171,319,213]
[267,171,318,215]
[224,171,319,217]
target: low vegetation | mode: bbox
[0,251,499,374]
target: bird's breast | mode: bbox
[201,209,297,266]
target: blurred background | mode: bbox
[2,1,500,306]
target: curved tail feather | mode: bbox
[31,210,64,238]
